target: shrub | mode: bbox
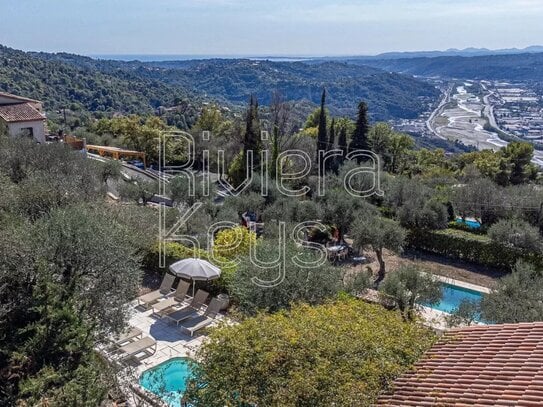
[184,299,436,407]
[212,226,257,259]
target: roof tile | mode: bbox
[376,322,543,406]
[0,103,45,123]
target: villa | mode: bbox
[0,92,47,143]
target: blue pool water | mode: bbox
[140,357,193,407]
[425,283,483,314]
[456,218,481,229]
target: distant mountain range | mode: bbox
[330,46,543,61]
[0,45,439,121]
[351,52,543,81]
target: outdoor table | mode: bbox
[327,245,345,252]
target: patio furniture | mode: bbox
[151,280,191,316]
[180,298,222,337]
[337,248,348,261]
[117,336,157,360]
[111,326,142,346]
[352,256,368,265]
[327,245,345,261]
[137,273,176,308]
[163,289,210,323]
[169,258,221,297]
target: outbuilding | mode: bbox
[0,92,46,143]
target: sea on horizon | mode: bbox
[89,54,314,62]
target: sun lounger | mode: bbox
[137,273,176,308]
[110,326,142,346]
[117,336,156,360]
[180,298,222,337]
[151,280,191,316]
[164,289,209,324]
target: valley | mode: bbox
[427,81,543,165]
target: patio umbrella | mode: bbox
[169,258,221,297]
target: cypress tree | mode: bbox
[338,123,348,165]
[316,88,327,162]
[328,117,336,149]
[326,118,336,172]
[243,95,261,167]
[270,125,280,179]
[349,101,370,154]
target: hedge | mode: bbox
[144,242,237,294]
[407,228,543,270]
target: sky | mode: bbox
[1,0,542,56]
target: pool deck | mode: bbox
[121,299,226,376]
[431,274,491,294]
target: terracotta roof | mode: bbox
[376,322,543,407]
[0,103,46,123]
[0,91,40,104]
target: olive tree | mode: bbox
[351,215,406,285]
[380,265,442,320]
[385,176,448,230]
[317,188,378,243]
[96,158,121,185]
[0,205,143,405]
[480,261,543,323]
[452,178,504,226]
[228,239,346,314]
[119,179,158,206]
[488,218,542,253]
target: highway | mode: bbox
[426,84,452,140]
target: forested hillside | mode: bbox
[0,45,202,128]
[0,45,439,122]
[136,59,439,119]
[354,52,543,81]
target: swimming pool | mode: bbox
[425,283,483,314]
[455,218,481,229]
[139,357,193,407]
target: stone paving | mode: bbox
[123,299,220,376]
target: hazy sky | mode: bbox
[2,0,542,56]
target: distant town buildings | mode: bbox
[0,92,46,143]
[490,82,543,142]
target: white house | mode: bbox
[0,92,46,143]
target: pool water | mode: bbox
[425,283,483,314]
[455,218,481,229]
[140,357,193,407]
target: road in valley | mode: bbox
[428,81,543,165]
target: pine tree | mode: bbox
[316,88,327,162]
[338,124,348,165]
[349,101,369,154]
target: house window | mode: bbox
[19,127,34,138]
